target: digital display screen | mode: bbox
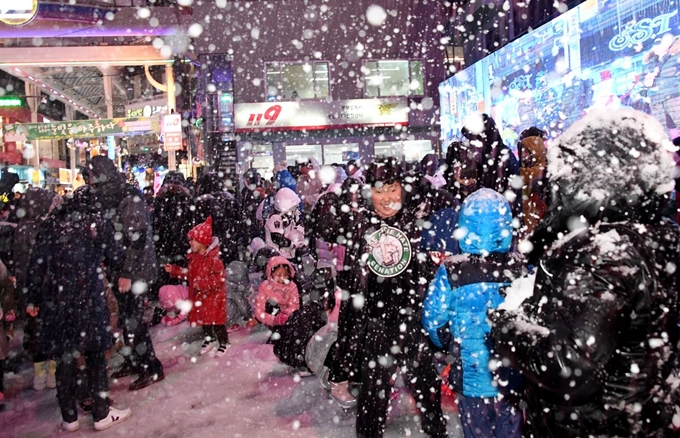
[439,0,680,148]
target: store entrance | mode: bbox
[284,142,359,166]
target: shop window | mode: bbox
[284,143,359,167]
[375,140,433,162]
[363,60,425,97]
[244,143,274,181]
[285,144,323,167]
[266,61,330,101]
[323,143,359,165]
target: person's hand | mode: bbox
[118,277,132,294]
[26,305,39,317]
[5,309,15,322]
[164,264,173,273]
[274,313,289,326]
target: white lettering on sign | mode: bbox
[163,114,182,151]
[609,10,677,52]
[126,104,168,119]
[234,98,408,131]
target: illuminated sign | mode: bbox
[125,97,169,119]
[163,114,182,151]
[609,10,677,52]
[234,98,408,132]
[0,97,23,107]
[439,0,680,143]
[0,0,39,26]
[126,104,168,119]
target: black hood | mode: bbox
[197,172,233,197]
[81,156,125,210]
[18,187,62,221]
[0,171,19,197]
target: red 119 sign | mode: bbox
[246,104,282,126]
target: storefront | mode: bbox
[3,116,162,190]
[234,97,437,177]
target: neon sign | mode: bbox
[0,0,39,26]
[609,10,678,52]
[0,97,23,107]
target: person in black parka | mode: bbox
[153,172,194,271]
[26,186,131,430]
[490,108,680,438]
[194,172,240,266]
[461,114,519,196]
[81,156,163,391]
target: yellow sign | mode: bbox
[0,0,39,26]
[59,168,71,184]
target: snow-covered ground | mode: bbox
[0,323,463,437]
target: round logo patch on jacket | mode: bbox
[366,225,412,277]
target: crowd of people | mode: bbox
[0,107,679,437]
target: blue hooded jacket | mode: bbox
[422,188,520,398]
[275,170,297,192]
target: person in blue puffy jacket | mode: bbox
[423,188,523,438]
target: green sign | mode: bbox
[3,117,161,141]
[366,225,412,278]
[0,97,23,107]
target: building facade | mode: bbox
[192,0,449,178]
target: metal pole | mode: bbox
[166,64,176,171]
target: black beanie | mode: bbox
[365,157,403,187]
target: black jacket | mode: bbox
[194,173,240,265]
[27,188,125,355]
[153,183,193,265]
[492,218,680,437]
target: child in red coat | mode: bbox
[165,217,230,357]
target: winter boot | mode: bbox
[60,419,80,432]
[200,339,215,355]
[330,380,357,409]
[294,367,314,378]
[33,362,47,391]
[93,406,132,431]
[46,360,57,389]
[214,343,232,357]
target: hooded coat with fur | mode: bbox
[491,109,680,438]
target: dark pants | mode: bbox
[356,321,447,438]
[116,290,163,374]
[327,290,365,384]
[0,359,4,393]
[457,394,522,438]
[323,342,345,378]
[56,351,109,423]
[202,324,229,345]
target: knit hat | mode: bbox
[365,157,403,187]
[188,216,213,246]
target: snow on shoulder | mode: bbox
[497,273,536,311]
[548,108,676,204]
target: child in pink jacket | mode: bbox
[254,256,300,327]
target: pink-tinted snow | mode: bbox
[0,324,463,437]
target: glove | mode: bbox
[274,313,289,326]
